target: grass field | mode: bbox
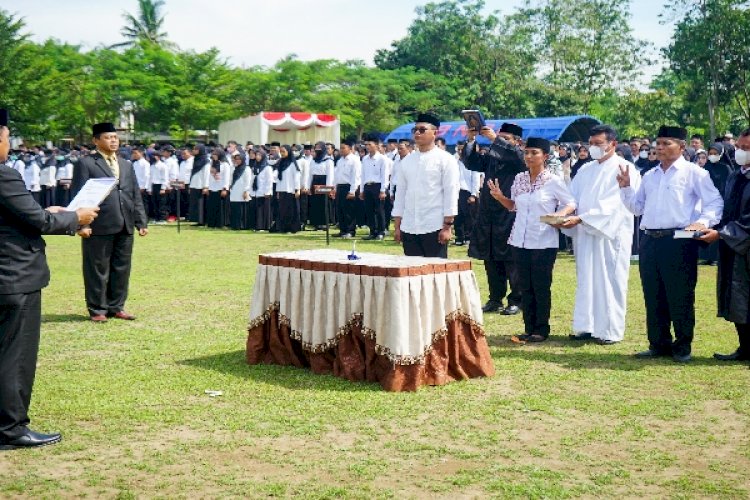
[1,225,749,499]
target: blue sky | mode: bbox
[5,0,671,76]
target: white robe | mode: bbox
[565,156,642,341]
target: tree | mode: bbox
[111,0,171,49]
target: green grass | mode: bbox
[1,225,749,499]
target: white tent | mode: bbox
[218,112,340,146]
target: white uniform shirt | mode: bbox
[55,161,73,181]
[133,158,151,190]
[360,152,389,192]
[179,156,194,184]
[334,153,361,194]
[307,158,335,189]
[392,147,459,234]
[458,158,481,196]
[229,166,253,202]
[189,158,211,189]
[12,159,25,175]
[389,153,411,197]
[164,156,179,184]
[508,170,576,249]
[208,161,230,192]
[297,156,310,191]
[620,156,723,229]
[251,164,274,197]
[39,165,57,187]
[150,160,169,190]
[276,162,301,193]
[23,163,40,192]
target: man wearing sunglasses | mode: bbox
[392,113,459,258]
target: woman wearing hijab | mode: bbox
[205,148,230,228]
[700,143,735,265]
[615,144,634,164]
[39,151,57,208]
[228,151,253,230]
[275,145,302,233]
[558,144,573,184]
[306,141,335,229]
[188,144,211,225]
[571,145,590,179]
[249,150,273,230]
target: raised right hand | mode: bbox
[76,207,99,226]
[616,163,631,188]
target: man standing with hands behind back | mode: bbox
[0,110,99,449]
[73,123,148,323]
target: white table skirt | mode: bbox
[249,250,484,365]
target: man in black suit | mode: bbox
[0,115,99,449]
[72,123,148,322]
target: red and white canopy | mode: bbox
[219,111,340,146]
[261,112,338,130]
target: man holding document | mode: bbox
[0,110,99,449]
[72,123,148,323]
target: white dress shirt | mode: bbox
[23,163,40,192]
[12,159,25,175]
[360,152,389,192]
[179,156,194,184]
[307,158,334,189]
[133,158,151,190]
[250,165,274,197]
[39,165,57,187]
[150,160,170,190]
[55,161,73,181]
[164,156,179,183]
[189,158,211,189]
[620,156,723,229]
[508,170,576,249]
[458,158,481,196]
[334,153,362,194]
[389,153,411,196]
[297,156,310,191]
[392,147,459,234]
[229,166,253,202]
[208,162,230,192]
[276,162,301,193]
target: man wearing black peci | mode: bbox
[0,110,99,449]
[72,123,148,323]
[463,122,527,314]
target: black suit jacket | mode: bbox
[72,153,148,235]
[0,165,79,294]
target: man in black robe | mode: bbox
[699,129,750,362]
[463,123,526,314]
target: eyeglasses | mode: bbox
[411,126,434,134]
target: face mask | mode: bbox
[708,154,721,164]
[639,151,649,159]
[735,149,750,166]
[589,145,606,160]
[9,155,17,161]
[56,155,65,161]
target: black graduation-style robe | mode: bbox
[717,170,750,324]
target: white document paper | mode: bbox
[66,178,118,210]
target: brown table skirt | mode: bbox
[246,310,495,392]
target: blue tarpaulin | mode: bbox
[385,115,601,146]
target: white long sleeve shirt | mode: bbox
[307,158,334,189]
[189,158,211,189]
[39,165,57,187]
[458,158,481,196]
[297,156,310,191]
[208,162,230,192]
[508,170,576,249]
[23,163,40,192]
[251,165,274,197]
[389,152,411,196]
[619,156,723,229]
[150,160,170,190]
[360,152,389,192]
[165,156,179,183]
[55,161,73,181]
[133,158,151,190]
[334,153,361,194]
[179,157,193,184]
[229,166,253,202]
[276,163,301,193]
[392,147,459,234]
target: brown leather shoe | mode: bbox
[112,311,136,321]
[90,314,108,323]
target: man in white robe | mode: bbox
[561,124,642,344]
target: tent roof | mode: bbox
[385,115,601,146]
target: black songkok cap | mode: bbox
[270,141,281,147]
[92,122,117,136]
[387,138,397,144]
[303,144,312,150]
[341,138,356,147]
[526,137,551,152]
[500,122,523,137]
[657,125,688,141]
[0,109,8,127]
[416,112,440,129]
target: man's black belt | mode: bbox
[643,228,681,238]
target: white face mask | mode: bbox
[735,149,750,166]
[708,154,721,164]
[589,145,606,160]
[639,151,649,159]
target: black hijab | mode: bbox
[276,145,300,181]
[231,153,247,186]
[252,152,268,191]
[313,141,326,163]
[192,144,207,175]
[571,146,589,178]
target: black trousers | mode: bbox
[82,230,134,317]
[299,193,309,227]
[55,185,71,206]
[0,291,41,441]
[513,247,557,336]
[735,323,750,355]
[188,188,206,224]
[402,230,448,258]
[30,191,41,205]
[150,184,169,221]
[277,192,300,233]
[383,185,393,231]
[140,190,152,219]
[639,235,699,356]
[229,201,249,230]
[176,188,189,220]
[40,186,55,208]
[206,191,226,228]
[484,258,521,307]
[254,196,272,230]
[336,184,358,236]
[455,190,475,242]
[363,183,385,236]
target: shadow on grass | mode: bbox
[487,335,730,370]
[42,313,90,323]
[179,349,382,392]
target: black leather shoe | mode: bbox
[502,305,520,315]
[482,300,503,313]
[569,332,592,340]
[1,429,61,450]
[634,349,667,358]
[672,353,692,363]
[713,350,749,361]
[596,338,619,345]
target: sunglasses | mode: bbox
[411,126,434,134]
